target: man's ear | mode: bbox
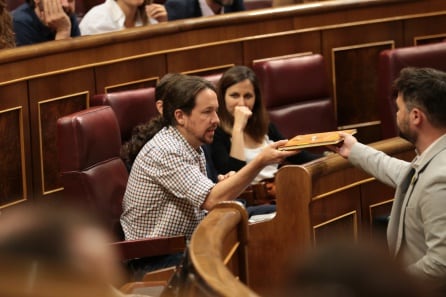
[174,109,185,126]
[410,107,423,126]
[155,100,163,114]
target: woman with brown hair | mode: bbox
[0,0,15,49]
[211,65,321,204]
[212,65,320,182]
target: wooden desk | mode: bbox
[247,137,415,294]
[0,0,444,209]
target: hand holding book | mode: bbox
[278,129,357,151]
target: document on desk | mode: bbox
[248,212,276,223]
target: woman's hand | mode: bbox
[232,106,252,133]
[37,0,71,40]
[146,4,168,22]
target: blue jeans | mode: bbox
[126,252,184,281]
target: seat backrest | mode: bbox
[57,106,128,240]
[252,54,336,139]
[378,41,446,139]
[201,72,223,87]
[91,87,158,143]
[6,0,24,10]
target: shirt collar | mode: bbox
[169,126,204,155]
[198,0,222,16]
[412,133,446,170]
[106,0,143,27]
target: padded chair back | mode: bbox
[378,41,446,139]
[6,0,24,10]
[252,54,336,139]
[57,106,128,239]
[91,88,158,143]
[201,72,223,87]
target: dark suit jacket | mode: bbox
[165,0,245,21]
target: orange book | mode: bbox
[278,129,357,151]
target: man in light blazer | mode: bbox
[165,0,245,21]
[336,67,446,283]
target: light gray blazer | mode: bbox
[349,135,446,278]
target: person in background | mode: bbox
[79,0,167,35]
[121,74,297,244]
[121,73,220,183]
[211,65,321,203]
[336,67,446,291]
[121,73,186,173]
[165,0,244,21]
[0,203,128,297]
[12,0,80,46]
[0,0,15,49]
[282,241,425,297]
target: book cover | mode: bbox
[278,129,357,151]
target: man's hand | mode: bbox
[332,132,358,158]
[146,4,168,23]
[40,0,71,40]
[258,140,299,166]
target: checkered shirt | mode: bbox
[120,126,215,240]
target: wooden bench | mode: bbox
[165,201,258,297]
[246,137,415,294]
[175,137,414,296]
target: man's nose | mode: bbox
[213,112,220,124]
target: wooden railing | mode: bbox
[175,201,258,297]
[247,137,415,294]
[0,0,444,209]
[182,137,415,296]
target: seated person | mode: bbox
[120,74,297,246]
[79,0,167,35]
[282,241,425,297]
[211,65,321,203]
[121,73,184,172]
[122,73,272,215]
[0,203,127,297]
[165,0,244,21]
[12,0,80,46]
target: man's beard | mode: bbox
[398,128,417,144]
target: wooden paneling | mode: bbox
[0,108,27,206]
[167,43,244,73]
[95,54,165,93]
[246,137,415,294]
[404,13,446,45]
[0,82,30,208]
[243,31,321,63]
[28,70,94,199]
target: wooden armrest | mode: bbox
[111,235,186,261]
